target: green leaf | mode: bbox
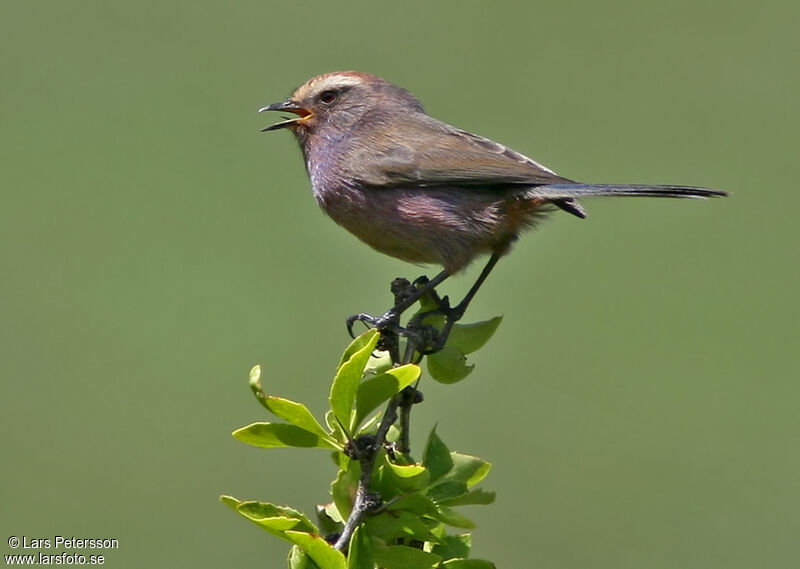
[386,423,401,444]
[354,364,421,430]
[357,412,381,435]
[316,504,342,536]
[338,329,381,368]
[446,453,492,487]
[427,480,468,503]
[245,366,341,447]
[388,461,426,478]
[423,428,454,481]
[381,455,430,492]
[227,501,320,543]
[261,396,339,445]
[387,493,438,517]
[432,534,471,561]
[431,506,476,529]
[284,531,347,569]
[426,345,474,384]
[330,330,381,427]
[364,350,394,375]
[331,460,360,520]
[219,494,241,510]
[288,545,319,569]
[372,545,442,569]
[322,501,345,524]
[325,410,348,445]
[233,422,338,449]
[428,522,447,541]
[248,364,267,401]
[446,316,502,354]
[347,527,373,569]
[442,560,496,569]
[234,502,317,531]
[246,515,304,532]
[438,488,496,507]
[363,510,432,543]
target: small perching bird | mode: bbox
[260,71,726,338]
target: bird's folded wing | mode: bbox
[343,115,573,188]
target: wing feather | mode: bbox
[342,114,573,188]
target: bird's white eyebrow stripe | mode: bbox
[293,75,365,100]
[309,76,362,90]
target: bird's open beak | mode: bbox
[258,100,312,131]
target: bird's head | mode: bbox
[259,71,423,143]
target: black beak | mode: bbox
[258,100,312,131]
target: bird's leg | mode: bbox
[346,269,451,337]
[450,252,501,321]
[419,252,502,354]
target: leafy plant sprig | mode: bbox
[223,295,501,569]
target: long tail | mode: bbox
[525,184,728,219]
[532,183,727,199]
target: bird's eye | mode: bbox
[318,90,339,105]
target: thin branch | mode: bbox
[334,393,400,551]
[334,278,431,551]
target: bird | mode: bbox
[259,71,726,343]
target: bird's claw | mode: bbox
[346,310,400,338]
[346,313,371,338]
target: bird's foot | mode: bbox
[345,275,441,339]
[346,310,400,338]
[408,299,469,355]
[346,272,456,359]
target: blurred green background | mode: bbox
[1,1,797,567]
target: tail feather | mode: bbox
[552,198,588,219]
[528,183,728,201]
